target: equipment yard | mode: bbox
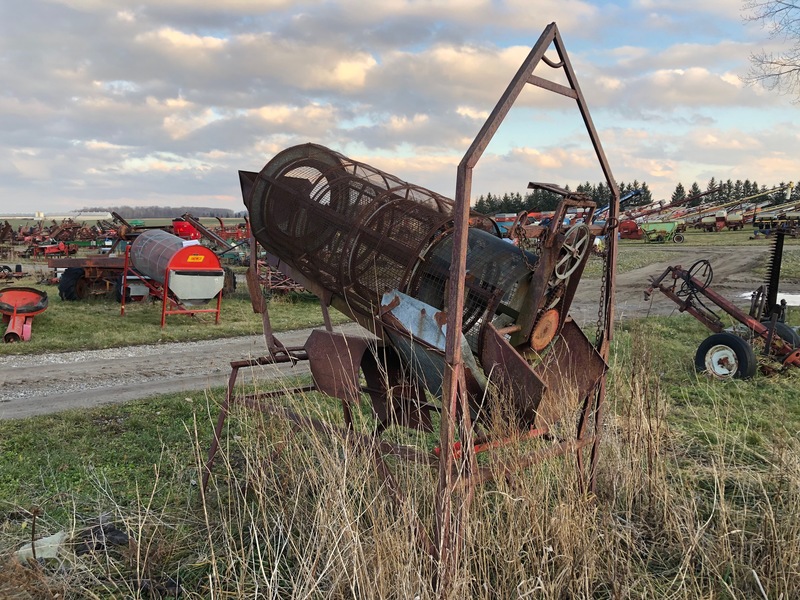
[2,242,793,420]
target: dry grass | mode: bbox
[2,331,800,599]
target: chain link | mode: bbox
[595,239,608,346]
[514,224,541,273]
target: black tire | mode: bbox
[58,267,86,301]
[762,321,800,348]
[114,275,132,303]
[222,267,237,297]
[694,332,757,380]
[672,233,685,243]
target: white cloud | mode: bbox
[136,27,227,50]
[1,0,797,213]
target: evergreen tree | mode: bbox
[706,177,718,203]
[672,182,687,204]
[637,182,653,206]
[734,179,744,199]
[688,182,703,206]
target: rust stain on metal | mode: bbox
[207,21,620,590]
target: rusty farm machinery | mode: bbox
[204,22,621,577]
[645,230,800,379]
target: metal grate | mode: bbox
[245,143,537,340]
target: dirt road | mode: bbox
[2,245,791,420]
[570,244,780,324]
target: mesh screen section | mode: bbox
[246,144,453,317]
[130,229,186,283]
[245,143,535,338]
[412,229,538,351]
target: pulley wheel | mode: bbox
[554,223,591,280]
[530,309,560,351]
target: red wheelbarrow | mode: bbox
[0,287,48,343]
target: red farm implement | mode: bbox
[0,287,48,343]
[645,230,800,379]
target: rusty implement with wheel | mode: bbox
[205,22,621,579]
[645,231,800,379]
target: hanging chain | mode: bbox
[515,226,534,271]
[514,224,542,273]
[595,239,608,347]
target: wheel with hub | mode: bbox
[672,233,685,243]
[58,267,87,301]
[554,223,591,280]
[694,332,757,380]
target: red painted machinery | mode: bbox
[645,231,800,378]
[122,229,225,327]
[0,287,48,342]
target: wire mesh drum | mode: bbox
[245,143,538,338]
[130,229,224,305]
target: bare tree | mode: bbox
[743,1,800,99]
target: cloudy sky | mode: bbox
[1,0,797,215]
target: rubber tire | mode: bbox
[58,267,86,301]
[694,332,757,380]
[673,233,685,243]
[114,275,132,303]
[762,321,800,348]
[222,267,237,297]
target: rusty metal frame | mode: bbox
[205,21,620,591]
[645,262,800,369]
[437,21,620,582]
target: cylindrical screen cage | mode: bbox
[130,229,188,283]
[245,143,538,347]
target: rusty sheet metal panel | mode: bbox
[379,290,487,399]
[529,318,607,427]
[480,323,548,428]
[304,329,371,404]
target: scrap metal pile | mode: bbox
[206,22,620,574]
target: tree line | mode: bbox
[473,180,654,215]
[80,206,243,219]
[474,176,797,215]
[670,178,798,207]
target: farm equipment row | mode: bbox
[1,211,251,262]
[618,182,795,241]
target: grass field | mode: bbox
[2,316,800,597]
[2,230,800,597]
